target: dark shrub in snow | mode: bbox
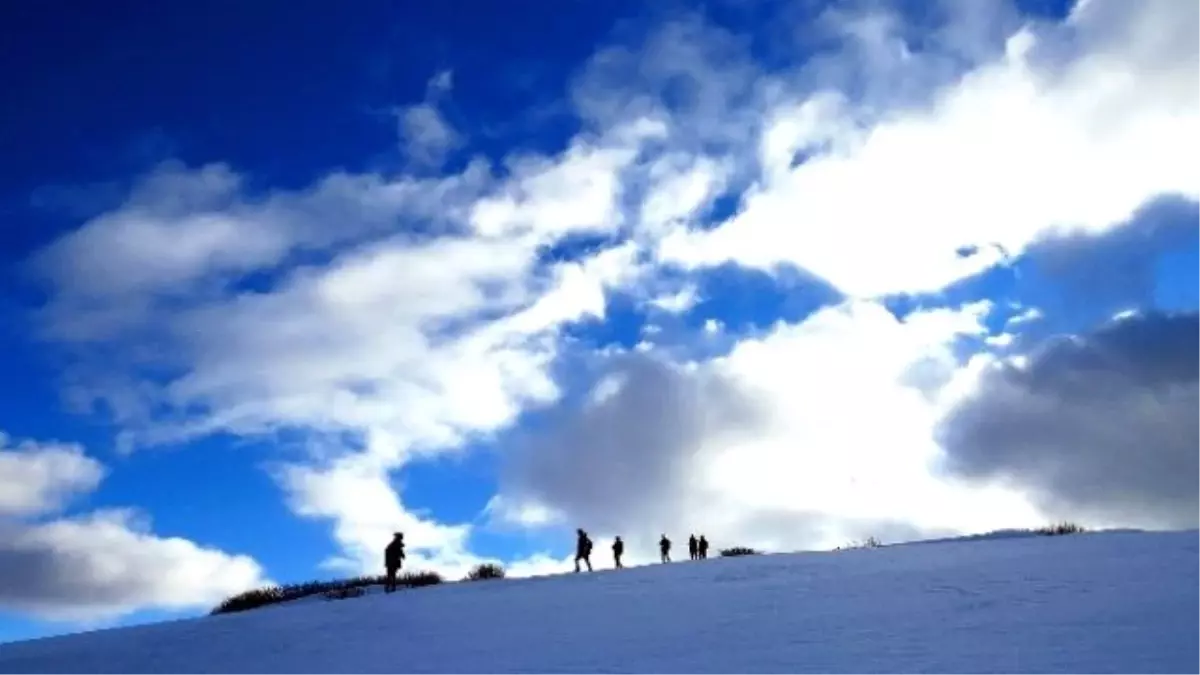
[212,571,442,614]
[720,546,760,557]
[212,587,288,614]
[835,536,883,551]
[1036,522,1086,536]
[397,570,444,588]
[465,563,506,581]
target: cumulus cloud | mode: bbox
[0,434,104,517]
[0,510,266,621]
[500,352,769,535]
[656,0,1197,296]
[936,311,1199,529]
[495,300,1047,554]
[0,433,266,620]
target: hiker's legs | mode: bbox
[385,567,397,592]
[585,556,592,572]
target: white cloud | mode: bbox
[484,495,563,530]
[0,433,266,620]
[496,300,1045,555]
[428,70,454,96]
[695,301,1033,537]
[31,161,494,344]
[0,509,266,621]
[397,70,462,167]
[469,121,663,241]
[503,552,576,579]
[0,434,104,517]
[276,439,481,577]
[401,104,460,166]
[638,156,729,235]
[648,285,699,313]
[1007,306,1044,326]
[657,0,1198,297]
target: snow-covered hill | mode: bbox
[0,530,1196,673]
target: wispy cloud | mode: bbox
[399,70,462,168]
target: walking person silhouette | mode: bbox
[575,528,594,572]
[384,532,405,593]
[659,534,672,563]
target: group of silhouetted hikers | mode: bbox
[383,529,716,590]
[574,529,711,572]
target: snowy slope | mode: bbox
[0,530,1196,673]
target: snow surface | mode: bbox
[0,530,1196,673]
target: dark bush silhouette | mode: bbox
[1035,522,1086,536]
[465,563,506,581]
[836,536,883,551]
[396,570,445,588]
[211,570,443,614]
[720,546,760,557]
[212,587,289,614]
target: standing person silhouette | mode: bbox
[612,536,625,569]
[688,534,699,560]
[574,528,594,572]
[698,535,710,560]
[384,532,405,593]
[659,534,672,563]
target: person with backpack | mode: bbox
[659,534,672,563]
[575,528,593,572]
[384,532,406,593]
[688,534,699,560]
[612,536,625,569]
[698,535,710,560]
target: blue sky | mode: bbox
[0,0,1196,643]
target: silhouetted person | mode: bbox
[384,532,405,593]
[659,534,672,563]
[688,534,699,560]
[613,536,625,569]
[575,528,593,572]
[698,535,710,560]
